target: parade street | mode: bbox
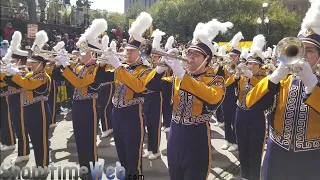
[0,109,246,180]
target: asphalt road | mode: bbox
[1,109,243,180]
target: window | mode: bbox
[292,4,296,11]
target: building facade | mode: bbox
[279,0,310,13]
[124,0,158,12]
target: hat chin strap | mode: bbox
[34,63,41,72]
[188,56,209,74]
[311,56,320,74]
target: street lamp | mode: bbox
[264,16,269,24]
[263,3,269,9]
[257,17,262,24]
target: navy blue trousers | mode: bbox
[8,94,30,156]
[24,101,50,167]
[47,79,58,125]
[98,84,114,131]
[167,121,212,180]
[235,106,266,180]
[216,106,224,123]
[222,87,237,144]
[262,138,320,180]
[143,92,162,154]
[161,83,173,128]
[0,96,16,146]
[112,104,144,177]
[72,99,98,168]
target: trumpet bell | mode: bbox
[275,37,305,65]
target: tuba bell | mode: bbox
[275,37,305,65]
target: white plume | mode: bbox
[193,19,233,55]
[272,45,277,57]
[53,41,65,52]
[10,31,22,51]
[242,46,247,51]
[217,45,226,56]
[76,19,108,47]
[31,30,48,51]
[240,47,249,59]
[102,35,110,50]
[2,49,13,64]
[229,32,244,48]
[300,0,320,34]
[165,36,174,50]
[128,12,153,42]
[213,42,219,54]
[151,29,165,50]
[267,47,273,58]
[250,34,266,59]
[110,40,117,52]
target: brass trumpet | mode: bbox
[151,49,190,67]
[33,45,78,60]
[77,41,126,59]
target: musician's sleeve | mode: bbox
[225,74,236,87]
[304,82,320,114]
[179,74,224,105]
[246,76,280,111]
[0,73,7,87]
[145,70,172,91]
[249,75,265,86]
[4,73,48,90]
[62,66,98,88]
[45,65,55,75]
[115,66,155,93]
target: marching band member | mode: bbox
[239,46,249,63]
[213,45,227,127]
[56,19,107,178]
[161,35,175,133]
[94,12,154,177]
[229,34,267,180]
[221,31,244,151]
[2,31,52,168]
[1,31,31,163]
[246,1,320,179]
[145,19,232,179]
[45,41,65,128]
[0,73,16,152]
[142,29,165,160]
[98,35,114,138]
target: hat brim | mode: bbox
[247,59,261,64]
[125,44,139,50]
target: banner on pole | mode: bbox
[27,24,38,39]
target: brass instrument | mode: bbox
[32,45,79,63]
[275,37,305,74]
[235,62,252,76]
[151,49,190,67]
[77,41,126,60]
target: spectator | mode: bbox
[3,23,15,41]
[0,40,9,57]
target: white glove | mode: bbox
[243,69,253,78]
[167,48,179,55]
[5,66,19,76]
[57,55,70,68]
[269,62,289,84]
[296,60,318,94]
[171,58,186,80]
[156,66,168,74]
[106,54,121,69]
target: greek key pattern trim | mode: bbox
[22,91,48,106]
[295,83,320,151]
[237,78,253,110]
[270,78,320,151]
[112,83,144,108]
[172,114,212,125]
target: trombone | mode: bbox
[77,41,127,59]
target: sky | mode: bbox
[70,0,124,13]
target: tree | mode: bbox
[107,12,126,31]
